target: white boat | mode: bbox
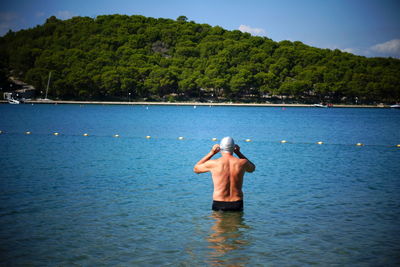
[312,104,327,108]
[45,71,51,100]
[8,99,20,104]
[390,104,400,108]
[35,72,53,102]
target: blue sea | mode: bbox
[0,104,399,266]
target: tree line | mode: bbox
[0,14,399,103]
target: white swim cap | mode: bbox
[220,136,235,153]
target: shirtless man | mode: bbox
[193,137,255,211]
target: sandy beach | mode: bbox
[0,100,388,108]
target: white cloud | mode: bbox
[238,24,266,36]
[0,22,12,35]
[0,12,18,35]
[35,12,45,18]
[329,41,400,58]
[55,10,76,20]
[341,48,356,54]
[370,39,400,57]
[0,12,17,22]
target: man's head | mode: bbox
[220,136,235,154]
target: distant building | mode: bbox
[2,77,36,100]
[3,88,36,101]
[3,92,12,100]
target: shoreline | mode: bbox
[0,100,390,108]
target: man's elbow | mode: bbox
[247,165,256,173]
[193,166,201,174]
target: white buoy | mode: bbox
[146,136,151,139]
[83,133,89,136]
[54,132,59,136]
[113,134,119,138]
[316,141,323,145]
[245,139,251,142]
[25,131,31,135]
[178,136,184,140]
[356,143,364,146]
[212,138,218,141]
[280,140,287,143]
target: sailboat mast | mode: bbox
[45,71,52,99]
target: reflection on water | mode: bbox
[207,211,250,266]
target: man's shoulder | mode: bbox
[238,158,249,164]
[230,157,248,165]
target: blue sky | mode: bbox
[1,0,399,58]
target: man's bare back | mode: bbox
[194,137,255,211]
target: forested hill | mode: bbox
[0,14,399,103]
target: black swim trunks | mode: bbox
[212,200,243,212]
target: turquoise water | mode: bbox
[0,104,399,266]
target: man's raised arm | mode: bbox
[193,144,220,173]
[234,145,256,173]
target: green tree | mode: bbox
[0,13,399,103]
[177,16,188,22]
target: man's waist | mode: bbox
[212,197,243,202]
[213,199,243,203]
[212,199,243,211]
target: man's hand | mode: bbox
[234,144,240,153]
[234,144,243,157]
[211,144,220,155]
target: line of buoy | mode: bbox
[1,131,399,148]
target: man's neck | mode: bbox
[221,152,234,158]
